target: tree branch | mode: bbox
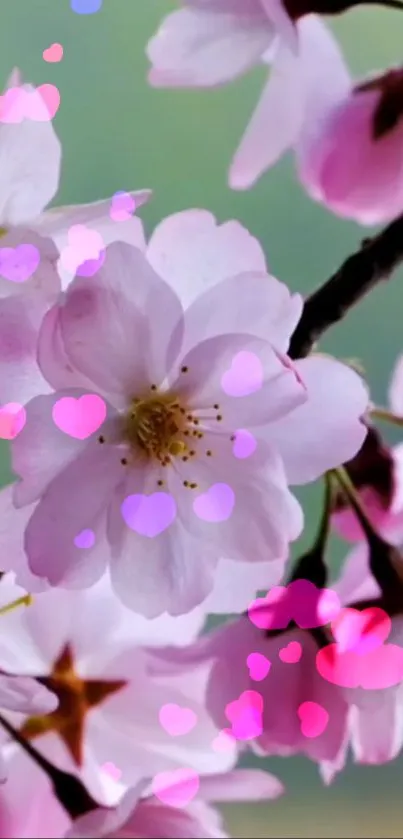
[289,213,403,360]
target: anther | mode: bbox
[213,404,219,409]
[157,480,164,486]
[206,450,212,456]
[181,366,189,373]
[150,385,157,391]
[183,480,189,487]
[190,482,198,489]
[120,458,128,465]
[182,456,189,462]
[216,415,222,421]
[98,435,105,444]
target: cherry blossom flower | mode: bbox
[319,545,403,782]
[0,69,150,407]
[297,66,403,225]
[147,5,351,192]
[0,747,283,839]
[2,211,368,616]
[0,575,234,805]
[67,770,283,839]
[180,595,349,766]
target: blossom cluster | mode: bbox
[0,1,402,836]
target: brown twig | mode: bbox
[289,213,403,359]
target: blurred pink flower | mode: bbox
[0,575,233,805]
[147,6,352,192]
[67,770,283,839]
[319,545,403,782]
[297,67,403,225]
[3,211,368,616]
[0,750,282,839]
[0,69,150,407]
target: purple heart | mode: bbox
[121,492,177,538]
[74,528,95,549]
[193,483,235,523]
[0,244,40,283]
[221,351,264,397]
[76,249,106,277]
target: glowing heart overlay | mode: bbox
[52,394,106,439]
[0,244,40,283]
[121,493,177,538]
[221,351,264,397]
[159,703,197,737]
[248,580,341,631]
[152,768,200,808]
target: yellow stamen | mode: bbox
[0,594,32,616]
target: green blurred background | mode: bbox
[2,1,403,835]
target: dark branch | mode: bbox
[289,213,403,359]
[0,713,98,820]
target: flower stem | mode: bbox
[331,466,403,599]
[371,407,403,428]
[289,472,332,588]
[0,713,98,819]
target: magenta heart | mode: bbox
[0,244,40,282]
[246,652,271,681]
[121,492,176,538]
[193,483,234,523]
[298,701,329,738]
[221,350,264,397]
[279,641,302,664]
[225,690,263,741]
[159,703,197,737]
[152,768,200,808]
[110,191,136,221]
[331,606,390,654]
[52,394,106,439]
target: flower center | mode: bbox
[123,391,190,465]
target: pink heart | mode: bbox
[52,394,106,439]
[221,351,263,397]
[290,579,341,629]
[193,483,234,523]
[225,690,263,741]
[211,729,237,754]
[0,87,25,123]
[43,43,64,63]
[248,587,293,631]
[0,403,26,440]
[0,244,40,282]
[110,191,136,222]
[26,85,60,121]
[102,762,122,781]
[152,768,200,809]
[331,606,390,654]
[316,642,403,690]
[121,492,176,538]
[159,703,197,737]
[279,641,302,664]
[60,225,105,277]
[232,428,257,460]
[298,701,329,738]
[246,652,271,682]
